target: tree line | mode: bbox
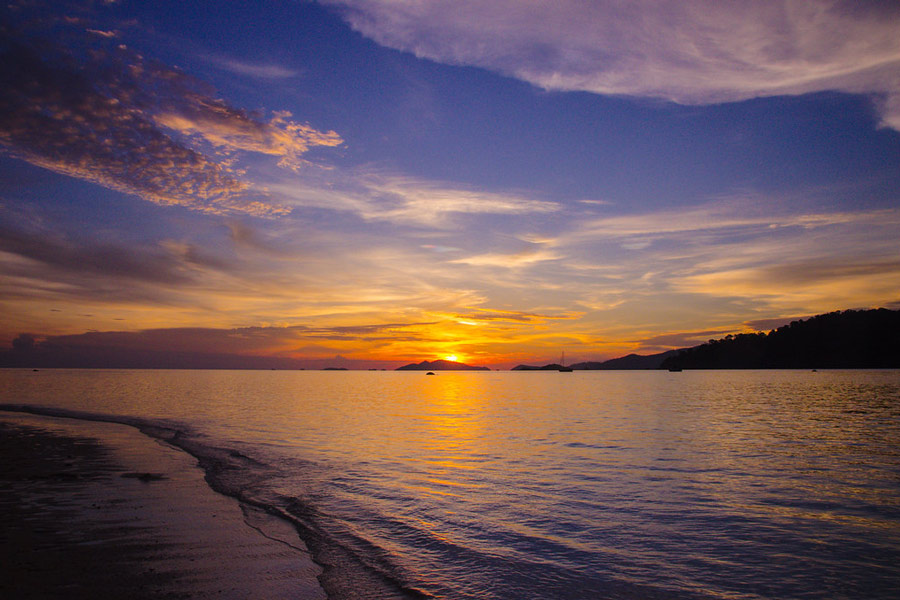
[660,309,900,370]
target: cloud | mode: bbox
[743,315,813,332]
[0,15,341,215]
[324,0,900,129]
[546,200,900,329]
[572,202,897,243]
[0,210,271,330]
[676,256,900,308]
[226,221,286,255]
[207,56,300,80]
[86,29,118,38]
[271,170,559,226]
[444,309,578,324]
[449,248,561,268]
[0,321,456,368]
[0,210,491,341]
[637,329,735,349]
[363,175,559,220]
[153,109,341,172]
[0,220,194,285]
[38,322,439,353]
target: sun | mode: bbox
[443,354,459,362]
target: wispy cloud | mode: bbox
[636,329,735,350]
[154,110,341,172]
[86,28,118,38]
[0,198,488,332]
[558,200,900,317]
[676,256,900,308]
[324,0,900,129]
[449,248,561,268]
[39,322,441,353]
[206,56,300,79]
[441,308,578,324]
[743,315,812,332]
[0,16,341,215]
[271,170,559,226]
[362,174,559,223]
[2,321,446,368]
[573,201,885,242]
[0,220,195,286]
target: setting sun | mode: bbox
[444,354,459,363]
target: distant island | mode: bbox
[513,350,678,371]
[395,359,491,371]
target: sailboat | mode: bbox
[558,351,573,372]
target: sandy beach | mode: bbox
[0,411,326,599]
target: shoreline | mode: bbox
[0,411,326,599]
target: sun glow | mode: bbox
[444,354,459,362]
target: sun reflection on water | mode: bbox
[5,369,899,599]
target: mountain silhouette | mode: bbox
[513,350,678,371]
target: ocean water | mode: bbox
[2,369,899,599]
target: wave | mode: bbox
[0,403,428,599]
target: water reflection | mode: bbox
[417,373,487,443]
[3,369,899,599]
[406,374,495,505]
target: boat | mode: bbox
[558,351,573,372]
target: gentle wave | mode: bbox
[3,369,900,599]
[0,403,424,599]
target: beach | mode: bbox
[0,411,326,600]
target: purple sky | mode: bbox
[2,0,899,368]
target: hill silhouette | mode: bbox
[572,350,679,370]
[513,350,678,371]
[660,309,900,370]
[396,359,491,371]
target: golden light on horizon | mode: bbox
[444,354,459,363]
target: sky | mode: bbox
[1,0,899,369]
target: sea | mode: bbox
[2,368,899,599]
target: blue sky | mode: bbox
[2,0,899,368]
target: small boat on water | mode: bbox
[559,351,573,372]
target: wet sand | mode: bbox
[0,411,326,599]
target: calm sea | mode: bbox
[2,369,899,599]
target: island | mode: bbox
[395,360,491,371]
[513,350,678,371]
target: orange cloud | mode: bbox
[445,309,579,324]
[153,109,342,172]
[676,258,900,310]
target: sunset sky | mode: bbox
[2,0,899,369]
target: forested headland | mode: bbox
[660,309,900,370]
